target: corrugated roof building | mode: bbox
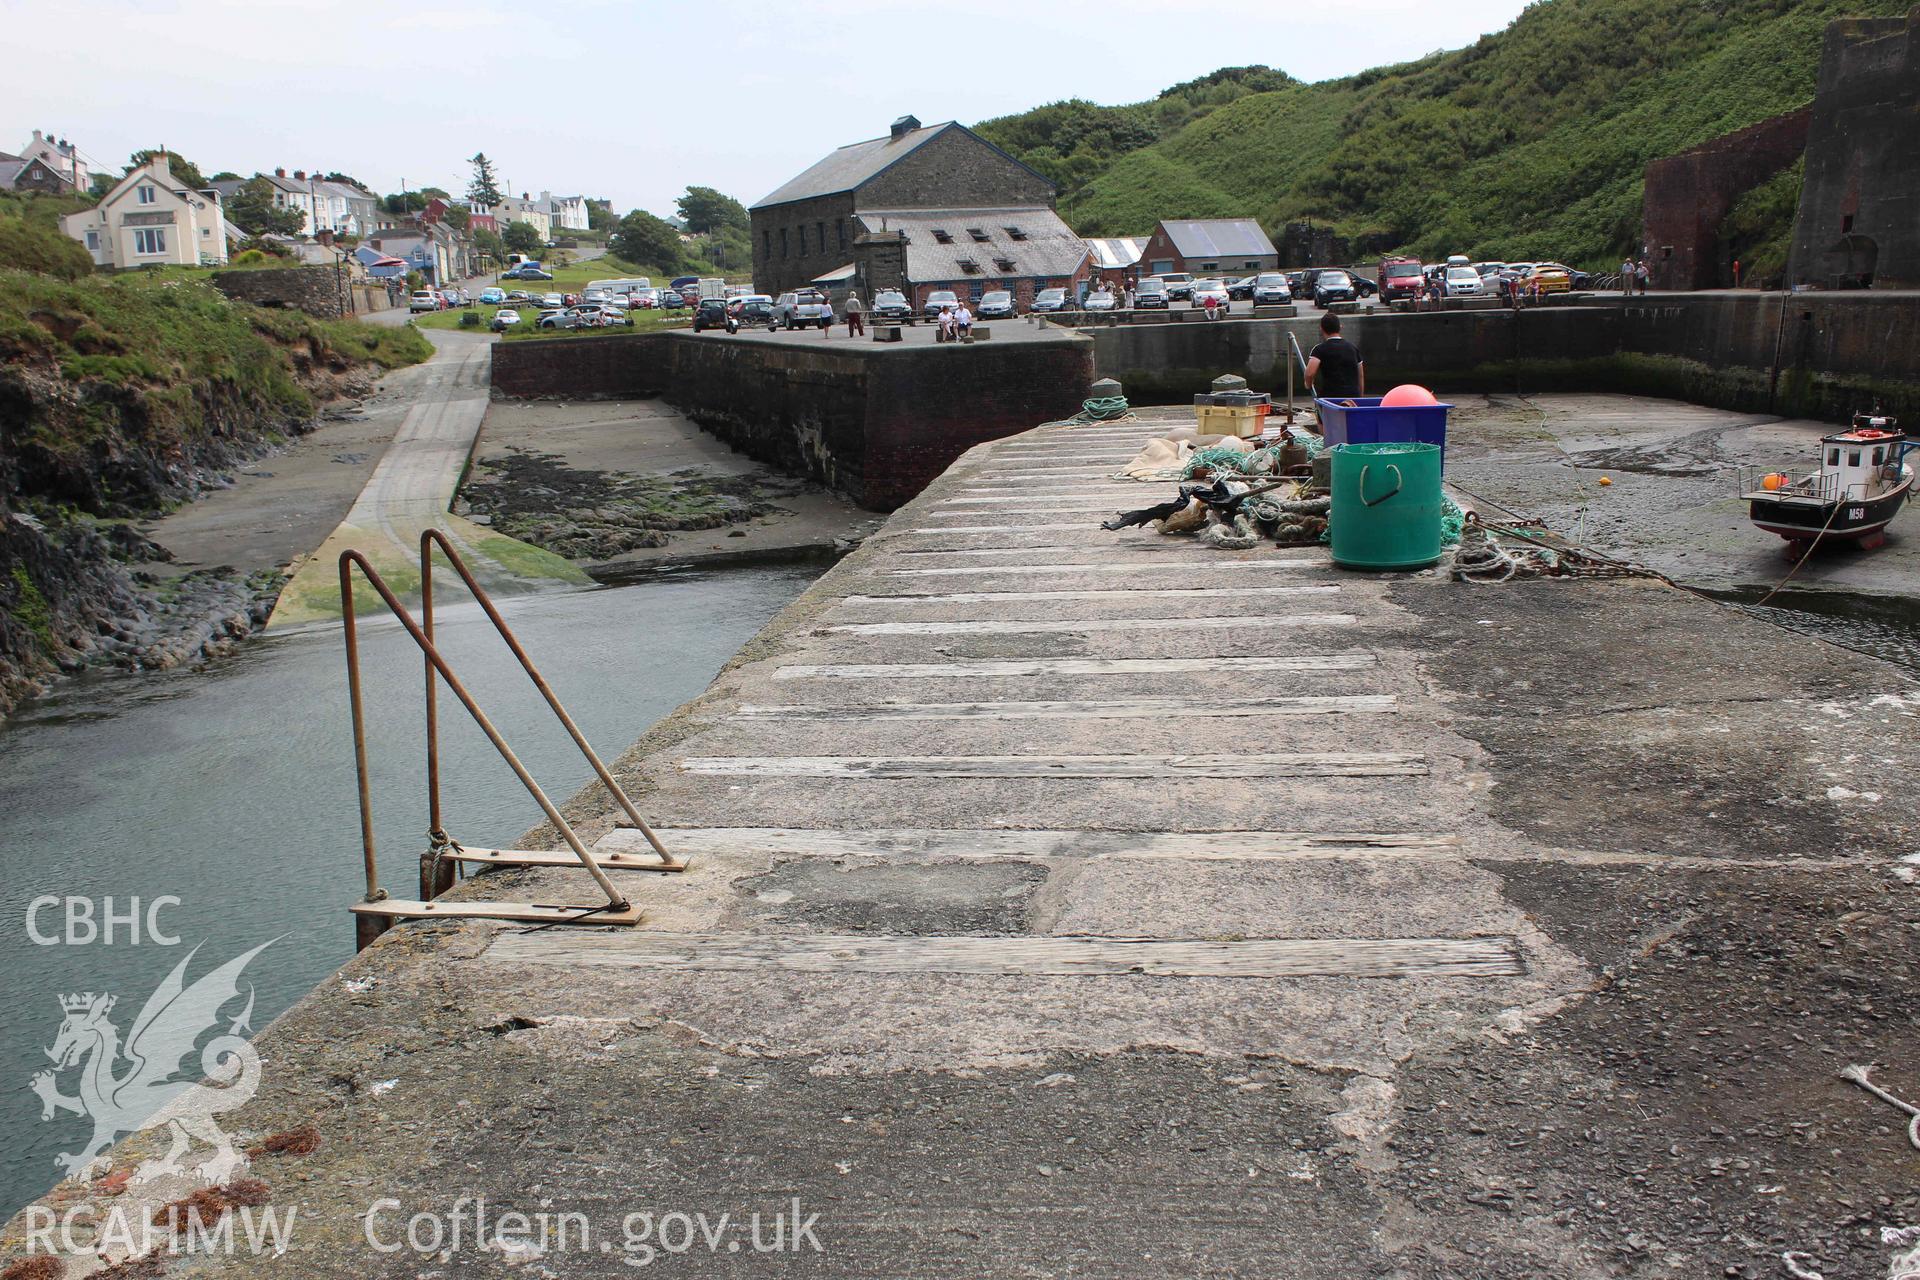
[751,115,1083,306]
[1139,219,1280,277]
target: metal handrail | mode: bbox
[338,546,637,947]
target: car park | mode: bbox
[976,290,1016,319]
[693,298,737,333]
[1251,272,1292,304]
[870,289,911,322]
[1030,287,1071,313]
[489,308,521,331]
[1190,279,1231,308]
[922,289,960,321]
[1444,266,1486,297]
[1313,270,1359,307]
[1133,279,1169,310]
[408,290,440,313]
[773,289,833,329]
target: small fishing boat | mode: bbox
[1742,411,1915,551]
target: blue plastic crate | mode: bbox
[1315,396,1451,468]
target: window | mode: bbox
[1828,448,1840,465]
[137,185,156,205]
[932,229,953,244]
[1842,214,1855,233]
[1848,450,1861,466]
[780,228,788,260]
[133,227,167,255]
[816,222,825,255]
[994,257,1015,272]
[84,230,99,251]
[1872,447,1885,465]
[957,258,981,275]
[838,221,847,250]
[1244,261,1259,269]
[1201,261,1218,271]
[1004,226,1027,241]
[764,230,771,258]
[967,228,989,242]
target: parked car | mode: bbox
[870,289,911,322]
[976,290,1015,319]
[1539,261,1591,289]
[1030,287,1070,313]
[504,289,534,304]
[735,296,776,328]
[1083,288,1117,311]
[773,289,833,329]
[922,289,960,321]
[630,288,661,309]
[536,309,578,330]
[693,298,737,333]
[1444,266,1486,297]
[656,290,686,310]
[1227,276,1258,301]
[1285,270,1310,294]
[1349,274,1378,299]
[1133,279,1169,310]
[408,290,439,313]
[1313,269,1358,307]
[1251,272,1293,305]
[1473,261,1507,278]
[669,276,699,294]
[1521,264,1571,293]
[534,292,562,310]
[479,287,507,305]
[1160,272,1196,300]
[505,266,553,281]
[1189,279,1231,309]
[489,308,521,331]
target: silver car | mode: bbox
[1251,272,1292,304]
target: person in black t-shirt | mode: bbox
[1305,312,1365,402]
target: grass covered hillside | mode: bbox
[984,0,1910,266]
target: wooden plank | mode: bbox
[732,694,1395,722]
[822,613,1355,636]
[605,827,1459,863]
[488,931,1521,980]
[774,654,1377,680]
[888,561,1311,577]
[839,585,1338,604]
[677,752,1428,779]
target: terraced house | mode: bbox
[62,155,230,268]
[750,115,1089,307]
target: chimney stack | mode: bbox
[275,167,286,178]
[294,169,306,181]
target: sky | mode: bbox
[5,0,1532,217]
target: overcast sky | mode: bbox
[7,0,1530,217]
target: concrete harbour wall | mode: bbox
[490,332,1094,510]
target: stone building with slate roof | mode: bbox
[751,115,1088,307]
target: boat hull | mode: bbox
[1748,473,1912,543]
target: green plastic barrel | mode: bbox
[1329,442,1443,570]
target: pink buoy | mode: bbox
[1380,384,1440,407]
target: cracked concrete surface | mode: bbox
[5,408,1917,1278]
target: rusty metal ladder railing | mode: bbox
[342,530,686,950]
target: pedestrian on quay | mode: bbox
[1621,258,1635,296]
[1304,311,1364,404]
[1732,258,1742,290]
[937,305,955,343]
[818,292,834,338]
[1636,259,1650,295]
[845,290,865,336]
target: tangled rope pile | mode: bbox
[1079,394,1132,421]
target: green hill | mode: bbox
[978,0,1909,267]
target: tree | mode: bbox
[442,204,471,231]
[501,220,545,256]
[587,202,618,234]
[473,226,507,262]
[125,149,206,190]
[608,210,683,269]
[226,176,306,237]
[468,153,503,208]
[383,192,424,215]
[674,186,748,235]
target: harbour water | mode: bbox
[0,567,817,1216]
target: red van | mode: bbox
[1379,257,1424,303]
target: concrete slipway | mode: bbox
[10,413,1920,1278]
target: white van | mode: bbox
[590,277,653,299]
